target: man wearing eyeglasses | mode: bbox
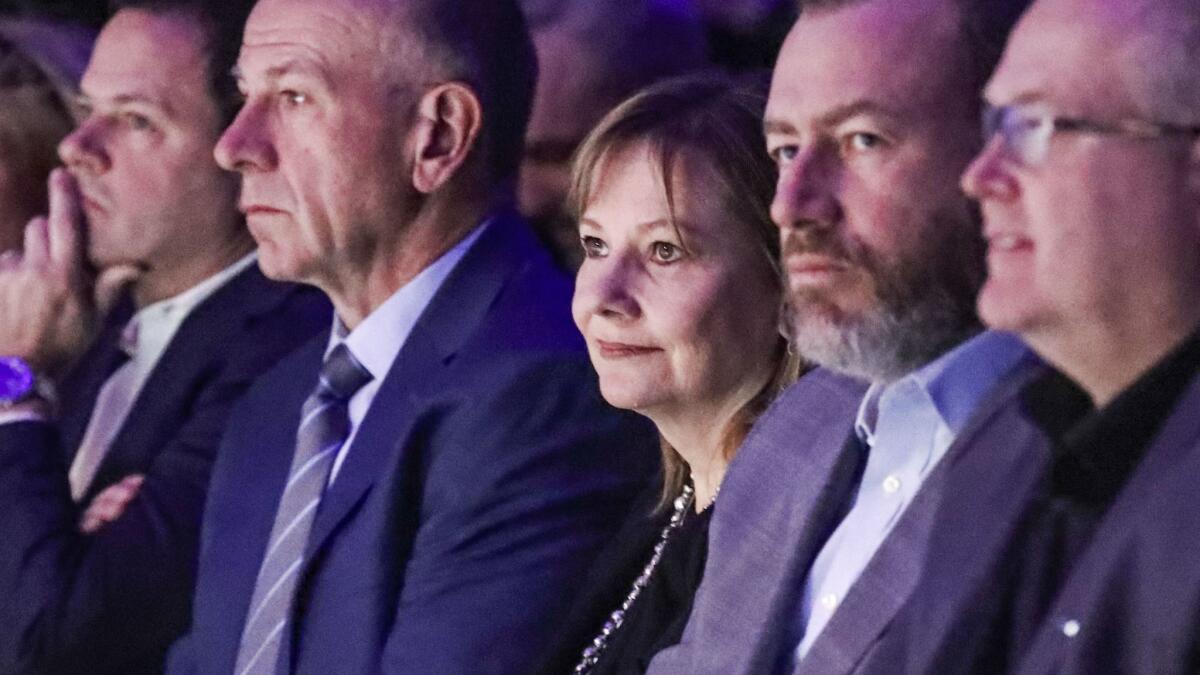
[891,0,1200,672]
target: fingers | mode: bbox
[46,168,85,268]
[94,264,142,316]
[78,473,146,534]
[22,217,50,267]
[79,513,108,534]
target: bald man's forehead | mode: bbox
[987,0,1160,117]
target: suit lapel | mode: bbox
[752,431,864,675]
[82,266,295,503]
[798,359,1049,675]
[302,213,536,564]
[666,370,866,675]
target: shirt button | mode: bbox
[820,593,839,609]
[1062,620,1080,638]
[882,475,902,494]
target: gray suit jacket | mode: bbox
[646,368,867,675]
[649,357,1045,675]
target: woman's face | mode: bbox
[572,143,782,425]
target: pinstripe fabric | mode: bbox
[232,344,371,675]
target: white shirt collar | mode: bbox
[123,252,259,362]
[855,330,1030,446]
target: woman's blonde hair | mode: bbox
[569,72,805,508]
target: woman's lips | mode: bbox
[595,339,662,358]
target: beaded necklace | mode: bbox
[571,483,697,674]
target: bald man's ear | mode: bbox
[409,82,483,195]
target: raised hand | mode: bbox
[0,169,138,378]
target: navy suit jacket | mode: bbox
[0,265,330,675]
[169,215,659,675]
[898,369,1200,675]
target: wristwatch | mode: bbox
[0,356,39,407]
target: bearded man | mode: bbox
[644,0,1038,673]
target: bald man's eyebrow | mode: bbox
[815,100,903,128]
[231,58,331,85]
[765,101,904,136]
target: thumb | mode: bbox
[94,264,141,315]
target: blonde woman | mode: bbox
[542,73,802,675]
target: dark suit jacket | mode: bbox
[0,265,330,675]
[899,370,1200,675]
[168,214,660,675]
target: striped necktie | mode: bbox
[233,343,372,675]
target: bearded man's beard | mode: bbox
[782,208,986,383]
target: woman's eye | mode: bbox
[580,235,607,258]
[651,241,683,263]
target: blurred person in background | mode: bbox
[695,0,797,71]
[540,73,801,675]
[0,17,92,251]
[0,2,107,29]
[519,0,709,270]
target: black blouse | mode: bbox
[536,485,713,675]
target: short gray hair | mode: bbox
[382,0,538,188]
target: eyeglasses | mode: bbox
[982,103,1200,167]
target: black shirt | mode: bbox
[536,486,713,675]
[976,329,1200,671]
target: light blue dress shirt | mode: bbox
[793,330,1030,661]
